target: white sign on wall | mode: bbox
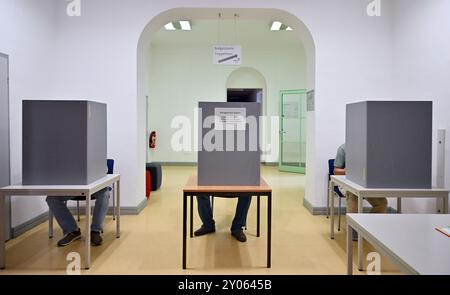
[214,108,246,131]
[213,45,242,65]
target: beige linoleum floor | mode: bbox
[1,166,400,275]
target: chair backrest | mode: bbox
[107,159,114,175]
[328,159,335,177]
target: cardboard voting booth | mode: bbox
[198,102,261,186]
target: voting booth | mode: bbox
[198,102,261,186]
[22,100,107,185]
[346,101,432,188]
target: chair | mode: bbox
[327,159,345,231]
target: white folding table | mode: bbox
[0,174,120,270]
[329,175,449,270]
[347,214,450,275]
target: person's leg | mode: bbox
[91,188,110,232]
[196,196,215,230]
[345,192,358,241]
[367,198,388,213]
[231,196,252,233]
[345,192,358,213]
[46,196,78,235]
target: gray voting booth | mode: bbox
[22,100,107,185]
[198,102,261,186]
[346,101,432,188]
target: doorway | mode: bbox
[0,53,11,241]
[279,89,307,173]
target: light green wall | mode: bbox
[147,20,307,163]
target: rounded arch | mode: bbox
[136,7,317,204]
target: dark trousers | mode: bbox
[197,196,252,233]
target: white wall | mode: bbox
[3,0,397,226]
[393,0,450,213]
[147,20,307,163]
[0,0,58,227]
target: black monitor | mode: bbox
[227,88,262,103]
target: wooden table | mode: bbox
[0,174,120,270]
[182,175,272,269]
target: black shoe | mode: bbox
[91,231,103,246]
[57,229,81,247]
[231,230,247,243]
[194,226,215,236]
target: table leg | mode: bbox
[0,196,5,269]
[397,198,402,214]
[116,180,121,238]
[267,192,272,268]
[330,180,335,239]
[190,196,193,238]
[85,192,91,270]
[183,193,187,269]
[112,181,116,221]
[257,195,260,238]
[443,195,449,214]
[48,210,54,238]
[347,223,353,275]
[357,194,363,271]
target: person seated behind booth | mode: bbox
[46,188,109,247]
[334,144,388,214]
[195,196,251,243]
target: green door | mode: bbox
[279,90,307,173]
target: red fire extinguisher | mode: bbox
[149,131,156,149]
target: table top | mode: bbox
[183,175,272,193]
[331,175,449,194]
[0,174,120,196]
[347,214,450,275]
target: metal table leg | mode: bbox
[112,182,116,221]
[0,196,6,269]
[182,193,187,269]
[357,194,363,271]
[85,191,91,270]
[267,192,272,268]
[116,180,121,238]
[347,223,353,275]
[190,196,193,238]
[330,180,335,239]
[257,195,260,237]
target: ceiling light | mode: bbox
[286,26,293,31]
[270,21,282,31]
[164,22,176,31]
[179,20,191,31]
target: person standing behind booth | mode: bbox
[334,144,388,214]
[195,196,251,243]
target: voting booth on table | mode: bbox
[346,101,432,189]
[198,102,261,186]
[22,100,107,185]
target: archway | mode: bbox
[137,7,316,203]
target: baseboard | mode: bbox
[302,198,397,215]
[157,162,197,166]
[11,199,148,239]
[12,211,49,238]
[261,162,278,166]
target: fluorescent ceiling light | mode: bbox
[164,22,176,30]
[270,21,282,31]
[179,20,191,31]
[286,26,293,31]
